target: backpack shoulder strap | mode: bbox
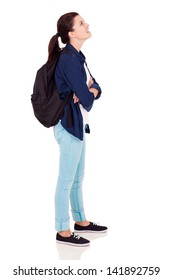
[84,60,94,79]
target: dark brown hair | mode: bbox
[48,12,79,62]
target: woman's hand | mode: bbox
[89,88,99,98]
[88,77,99,98]
[73,93,79,103]
[88,77,94,88]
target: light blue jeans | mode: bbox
[53,122,86,231]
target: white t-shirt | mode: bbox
[79,63,91,125]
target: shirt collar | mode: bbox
[65,44,86,63]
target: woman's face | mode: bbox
[71,15,92,41]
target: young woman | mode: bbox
[48,12,107,247]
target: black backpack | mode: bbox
[31,51,73,128]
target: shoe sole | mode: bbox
[74,229,107,233]
[56,240,90,247]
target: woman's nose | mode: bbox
[85,22,89,29]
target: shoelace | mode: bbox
[92,222,99,226]
[72,232,80,239]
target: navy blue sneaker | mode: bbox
[74,222,108,233]
[56,232,90,247]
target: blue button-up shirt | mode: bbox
[54,44,102,140]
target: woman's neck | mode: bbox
[70,39,84,52]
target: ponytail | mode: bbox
[48,12,79,62]
[48,34,62,63]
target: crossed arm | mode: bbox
[73,77,99,103]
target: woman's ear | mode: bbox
[68,31,75,39]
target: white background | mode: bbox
[0,0,173,279]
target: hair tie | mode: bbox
[56,32,60,38]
